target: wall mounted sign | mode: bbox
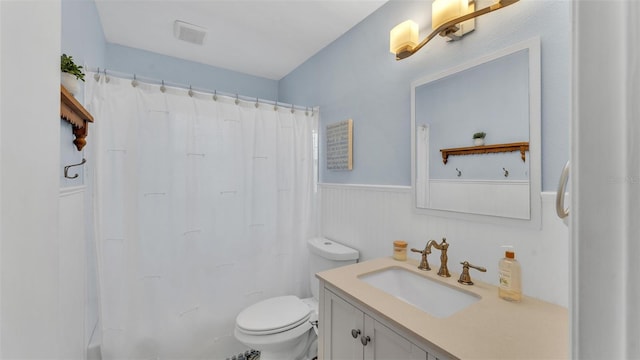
[326,119,353,170]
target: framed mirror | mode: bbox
[411,38,541,227]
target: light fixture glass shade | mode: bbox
[389,20,419,54]
[432,0,467,30]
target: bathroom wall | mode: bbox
[278,0,571,306]
[0,0,62,357]
[279,0,570,190]
[320,186,569,307]
[61,0,107,353]
[105,44,279,101]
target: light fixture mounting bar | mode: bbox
[396,0,519,60]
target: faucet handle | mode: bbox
[458,261,487,285]
[410,247,431,271]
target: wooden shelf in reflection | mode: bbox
[440,142,529,164]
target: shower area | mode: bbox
[86,74,319,359]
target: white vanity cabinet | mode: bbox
[322,287,446,360]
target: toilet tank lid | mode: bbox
[307,238,359,261]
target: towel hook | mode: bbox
[456,168,462,177]
[64,158,87,179]
[503,167,509,177]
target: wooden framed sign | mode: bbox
[326,119,353,170]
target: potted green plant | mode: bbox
[61,54,85,96]
[473,132,486,146]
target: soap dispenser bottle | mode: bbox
[498,249,522,302]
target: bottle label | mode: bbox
[499,270,511,289]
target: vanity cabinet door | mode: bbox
[364,314,427,360]
[324,290,429,360]
[324,290,365,360]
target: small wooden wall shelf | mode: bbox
[440,142,529,164]
[60,85,94,151]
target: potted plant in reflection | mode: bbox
[61,53,85,96]
[473,132,486,146]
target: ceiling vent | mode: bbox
[173,20,207,45]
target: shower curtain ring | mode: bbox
[131,74,138,88]
[255,98,259,108]
[104,69,110,83]
[291,104,295,114]
[235,94,239,105]
[188,85,194,97]
[94,67,101,82]
[160,80,166,93]
[274,101,278,111]
[213,90,218,101]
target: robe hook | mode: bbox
[64,158,87,179]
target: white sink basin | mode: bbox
[358,267,480,318]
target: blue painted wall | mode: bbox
[105,43,279,101]
[61,0,106,187]
[278,0,570,190]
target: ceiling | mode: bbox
[95,0,388,80]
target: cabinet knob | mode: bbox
[351,329,361,339]
[361,335,371,346]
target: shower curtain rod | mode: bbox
[85,67,317,113]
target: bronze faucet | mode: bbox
[458,261,487,285]
[428,238,450,277]
[410,238,450,276]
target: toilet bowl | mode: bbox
[234,238,359,360]
[234,296,317,360]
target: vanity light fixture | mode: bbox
[390,0,519,60]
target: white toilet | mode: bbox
[234,237,359,360]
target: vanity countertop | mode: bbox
[317,257,568,360]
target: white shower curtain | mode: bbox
[87,75,318,359]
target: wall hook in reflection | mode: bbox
[64,158,87,179]
[503,167,509,177]
[456,168,462,177]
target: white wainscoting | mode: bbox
[59,186,87,360]
[428,180,530,219]
[319,183,569,307]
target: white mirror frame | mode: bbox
[411,38,541,228]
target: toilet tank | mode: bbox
[308,238,359,300]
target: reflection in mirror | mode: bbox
[411,39,541,227]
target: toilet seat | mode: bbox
[236,296,311,335]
